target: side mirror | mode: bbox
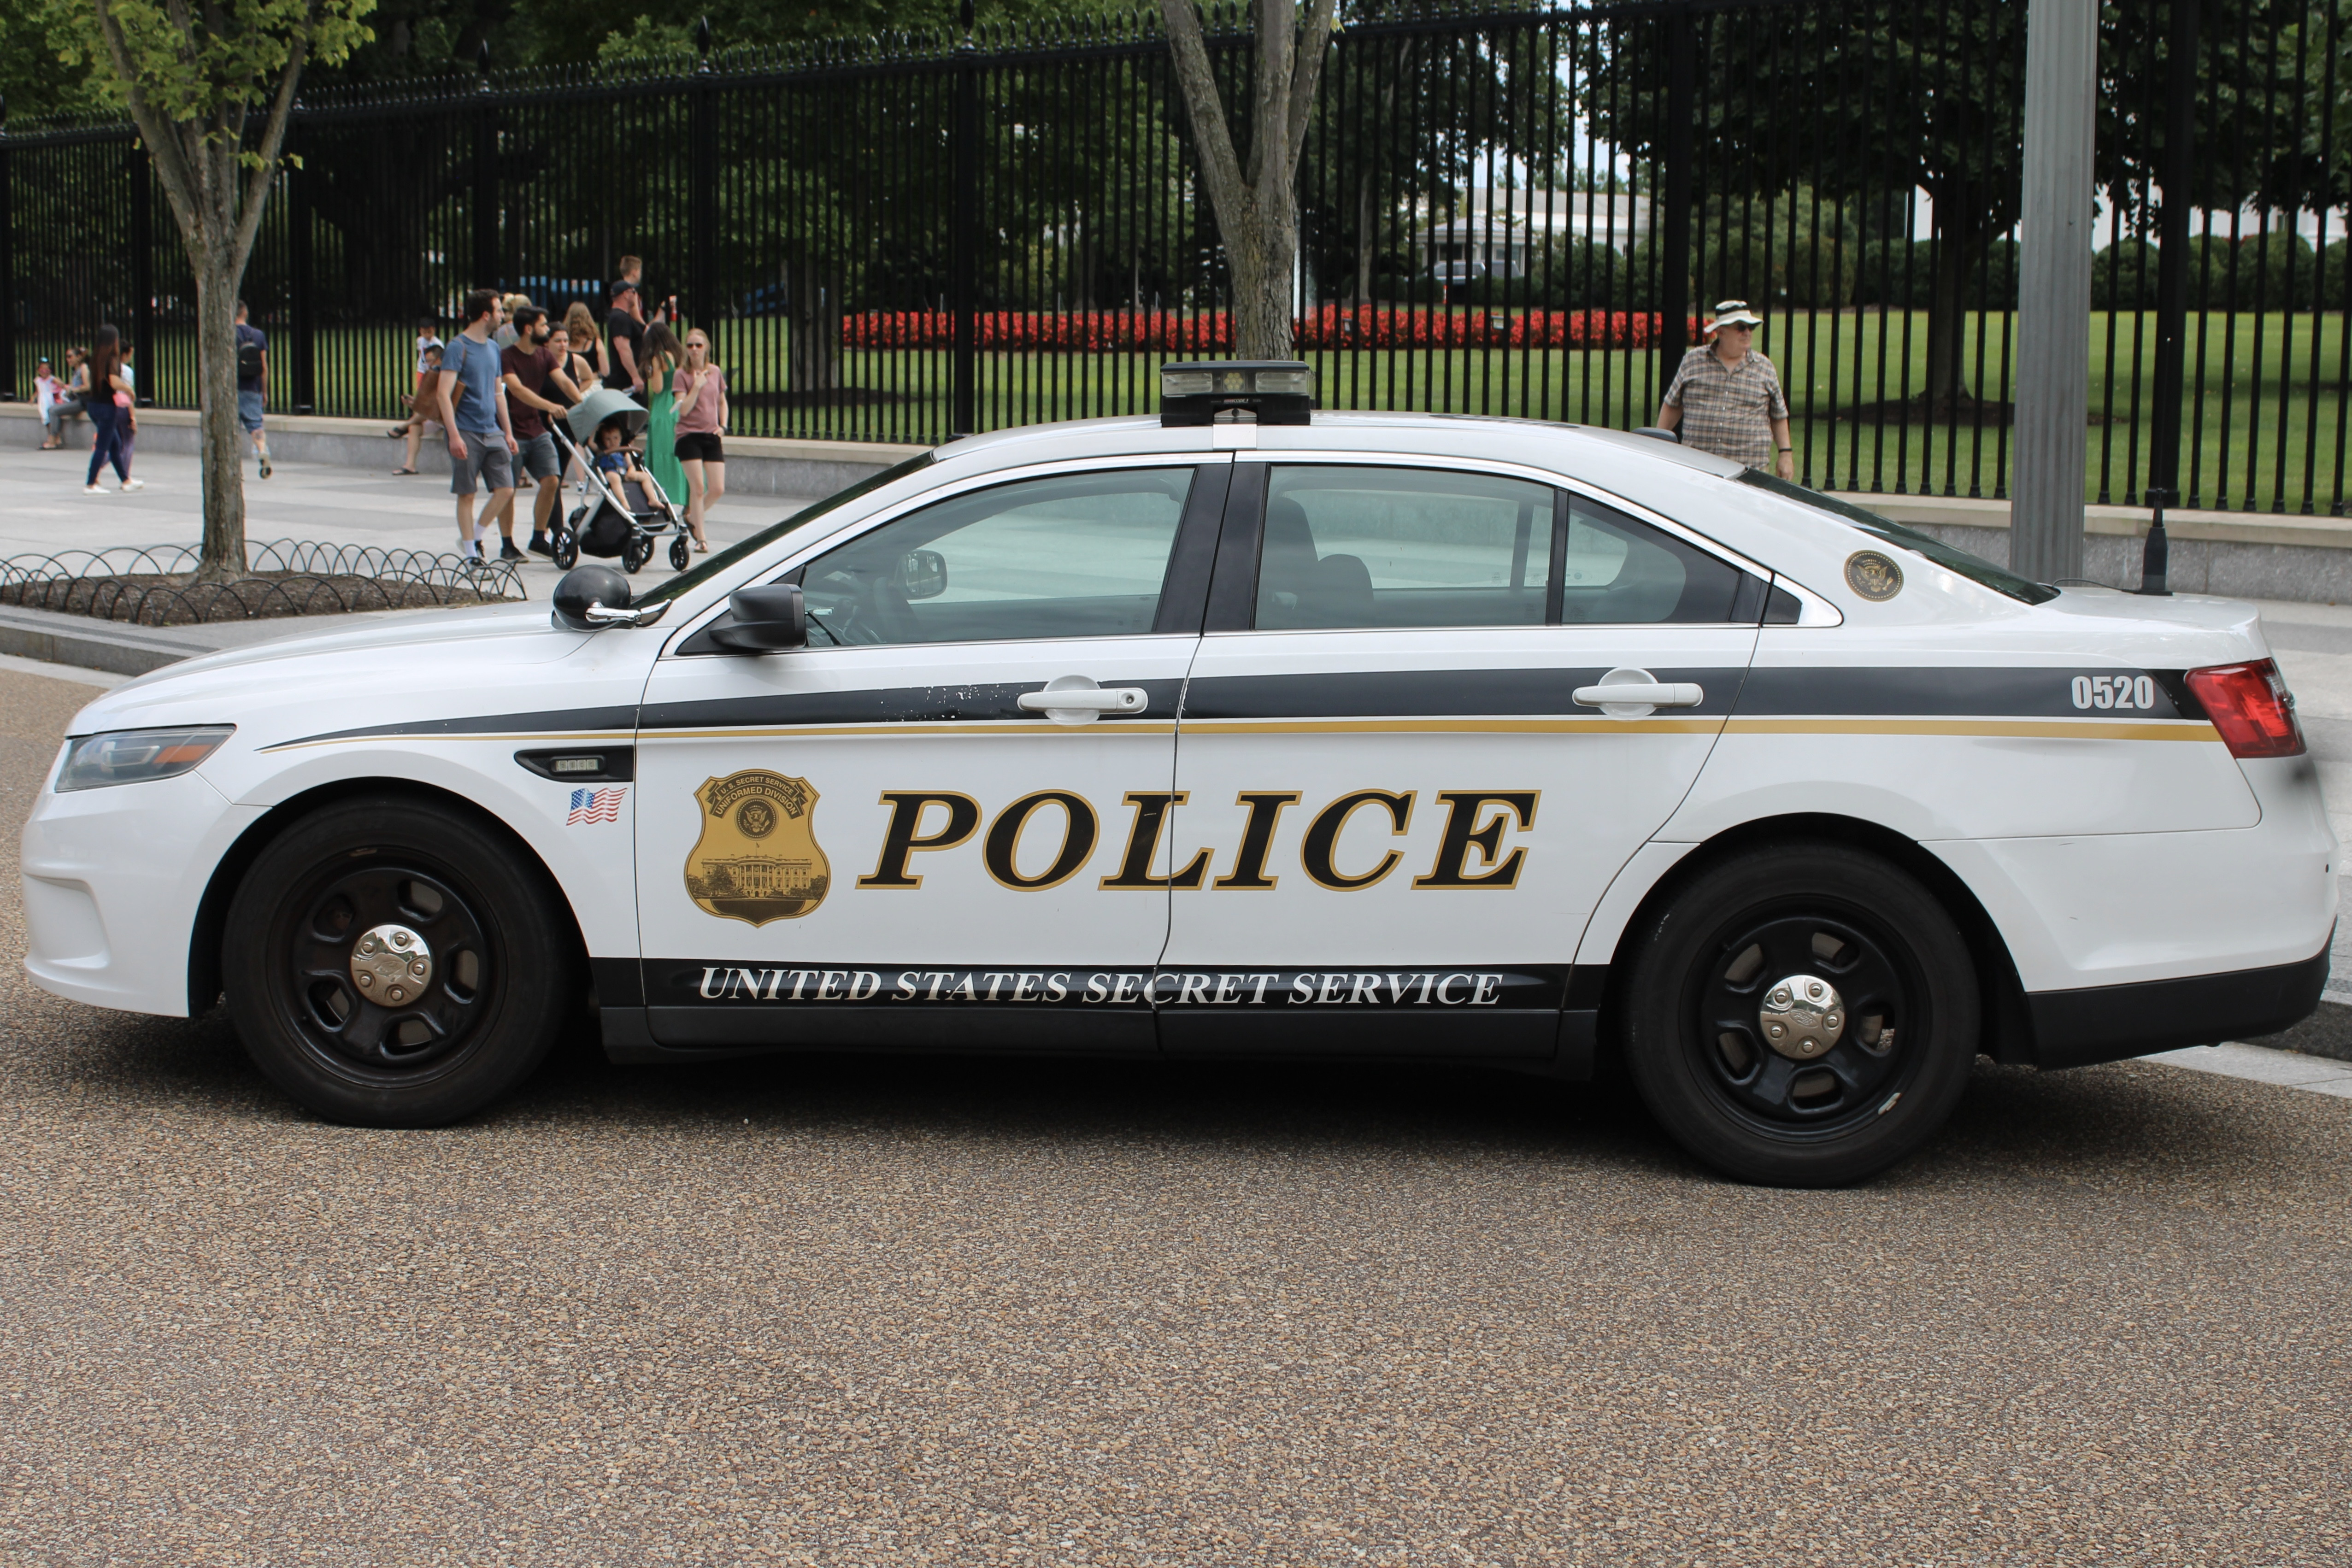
[900,548,948,600]
[553,565,635,631]
[708,583,807,652]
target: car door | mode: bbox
[1159,457,1764,1059]
[634,457,1228,1051]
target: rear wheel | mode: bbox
[223,798,575,1127]
[552,510,581,570]
[1619,841,1979,1186]
[622,535,652,573]
[669,534,692,571]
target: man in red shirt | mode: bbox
[499,306,589,558]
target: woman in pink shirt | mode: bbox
[670,329,727,553]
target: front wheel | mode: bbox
[669,534,692,571]
[222,798,576,1127]
[1619,841,1980,1186]
[622,535,652,573]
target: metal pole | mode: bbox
[2012,0,2098,582]
[2140,0,2200,593]
[1657,3,1694,401]
[0,96,15,402]
[289,125,316,415]
[472,44,498,290]
[130,146,153,404]
[691,18,717,331]
[950,0,978,438]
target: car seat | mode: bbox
[1259,496,1374,628]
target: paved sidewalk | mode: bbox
[0,439,818,599]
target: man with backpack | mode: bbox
[234,301,271,479]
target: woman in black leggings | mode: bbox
[82,325,141,494]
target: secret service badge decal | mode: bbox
[686,770,832,924]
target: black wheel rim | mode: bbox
[1683,900,1926,1141]
[274,855,498,1084]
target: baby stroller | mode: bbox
[547,388,694,573]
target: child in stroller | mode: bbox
[547,386,694,573]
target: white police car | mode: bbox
[19,364,2335,1184]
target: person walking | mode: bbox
[234,300,272,478]
[606,278,647,397]
[81,325,142,494]
[499,305,589,558]
[34,358,65,449]
[1656,300,1793,479]
[395,341,444,476]
[640,320,688,506]
[492,293,531,351]
[436,290,518,564]
[54,349,90,448]
[670,327,726,553]
[561,301,609,390]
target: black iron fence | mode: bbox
[4,0,2349,511]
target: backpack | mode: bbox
[236,329,264,382]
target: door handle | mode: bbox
[1572,681,1704,708]
[1573,667,1704,717]
[1017,676,1149,724]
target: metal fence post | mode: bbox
[473,46,499,290]
[1657,2,1694,407]
[2138,0,2199,591]
[0,97,15,402]
[131,145,154,403]
[289,123,316,415]
[2012,0,2097,582]
[691,22,717,332]
[950,0,979,437]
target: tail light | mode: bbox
[2184,659,2305,758]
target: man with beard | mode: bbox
[498,305,589,558]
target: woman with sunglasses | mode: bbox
[669,328,727,553]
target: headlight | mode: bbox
[55,726,236,792]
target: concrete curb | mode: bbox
[2244,998,2352,1063]
[1,402,920,501]
[0,604,219,675]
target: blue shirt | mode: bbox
[444,333,503,436]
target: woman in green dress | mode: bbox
[641,320,688,517]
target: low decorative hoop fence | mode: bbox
[0,540,529,628]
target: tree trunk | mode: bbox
[1924,211,1989,414]
[786,254,842,394]
[1225,189,1297,359]
[194,264,248,581]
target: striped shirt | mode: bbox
[1663,346,1789,469]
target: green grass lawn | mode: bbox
[19,309,2348,514]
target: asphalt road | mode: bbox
[3,665,2351,1566]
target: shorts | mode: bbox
[236,389,265,433]
[673,431,724,464]
[449,435,515,495]
[516,430,560,482]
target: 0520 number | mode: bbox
[2072,674,2157,711]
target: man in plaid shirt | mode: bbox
[1657,300,1795,478]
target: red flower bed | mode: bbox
[841,307,1698,352]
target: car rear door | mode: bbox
[632,457,1228,1051]
[1158,457,1764,1060]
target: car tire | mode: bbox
[222,797,576,1128]
[1619,840,1980,1186]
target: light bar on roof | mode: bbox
[1159,361,1316,426]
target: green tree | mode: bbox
[58,0,374,577]
[1160,0,1340,358]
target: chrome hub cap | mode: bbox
[350,923,433,1007]
[1760,973,1845,1060]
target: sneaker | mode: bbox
[83,484,106,494]
[499,540,525,562]
[528,533,553,558]
[258,455,271,479]
[120,477,144,493]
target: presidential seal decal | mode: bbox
[1844,550,1904,601]
[686,771,831,924]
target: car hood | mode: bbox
[67,602,593,736]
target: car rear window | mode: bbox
[1735,470,2059,605]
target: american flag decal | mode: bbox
[567,787,626,825]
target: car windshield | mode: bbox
[630,451,938,609]
[1735,470,2060,605]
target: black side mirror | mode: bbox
[553,565,635,630]
[709,583,807,652]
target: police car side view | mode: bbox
[21,364,2334,1184]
